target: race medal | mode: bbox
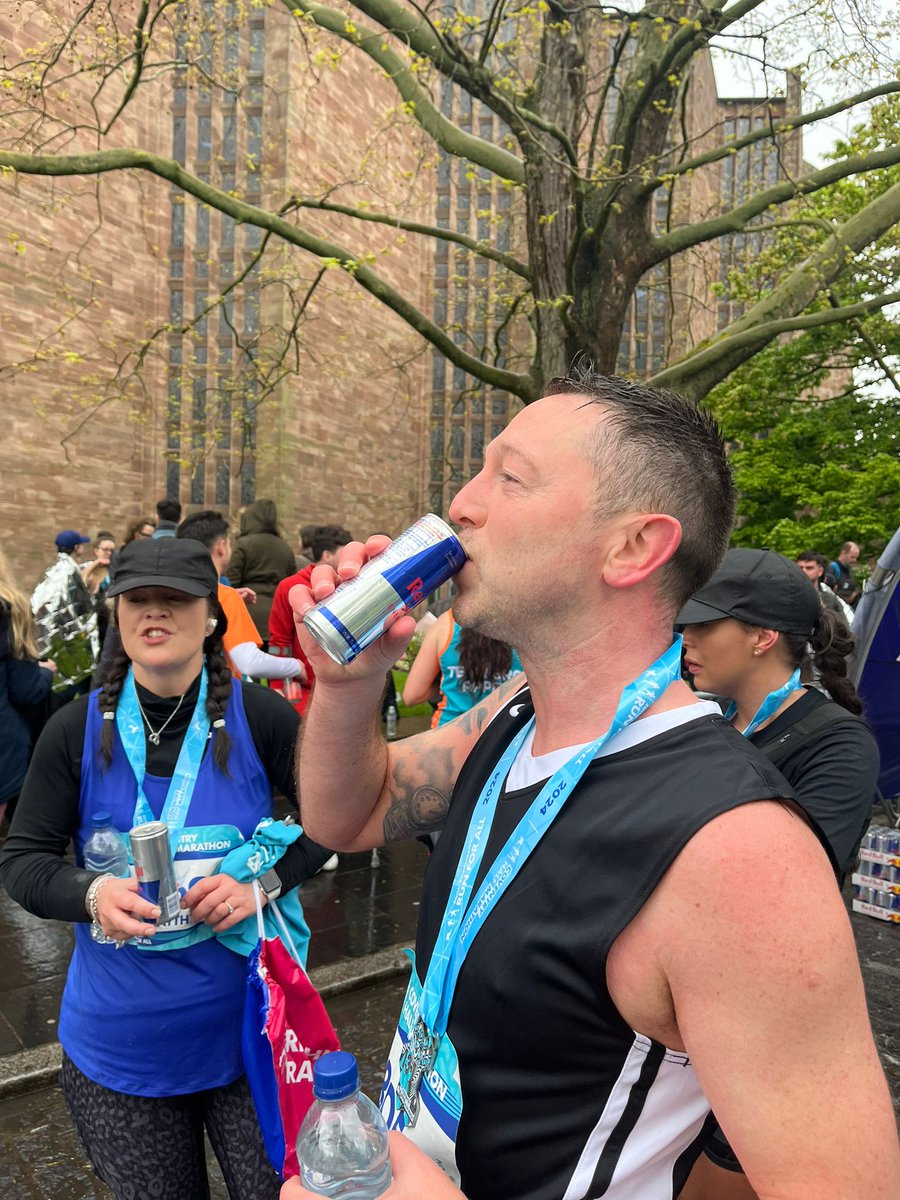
[397,1016,439,1125]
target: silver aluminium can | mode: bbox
[130,821,181,922]
[304,513,467,665]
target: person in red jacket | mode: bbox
[268,525,353,717]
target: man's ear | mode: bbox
[601,513,683,590]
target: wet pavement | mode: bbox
[0,976,411,1200]
[0,831,423,1200]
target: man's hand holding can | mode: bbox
[288,534,416,686]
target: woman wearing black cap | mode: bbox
[676,548,879,1200]
[0,537,333,1200]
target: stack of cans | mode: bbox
[851,824,900,923]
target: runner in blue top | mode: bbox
[0,537,333,1200]
[402,609,522,728]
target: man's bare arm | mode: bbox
[379,678,523,844]
[298,671,525,852]
[651,803,900,1198]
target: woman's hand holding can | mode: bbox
[95,877,161,943]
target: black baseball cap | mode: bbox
[107,537,218,598]
[676,548,821,635]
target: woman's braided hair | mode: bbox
[204,618,233,776]
[97,638,132,767]
[780,606,863,716]
[98,598,233,773]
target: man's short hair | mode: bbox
[156,497,183,523]
[543,367,735,610]
[176,509,229,550]
[797,550,827,572]
[310,525,353,563]
[840,541,857,555]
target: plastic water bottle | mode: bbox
[385,704,398,741]
[83,813,129,944]
[296,1051,392,1198]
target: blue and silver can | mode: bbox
[130,821,181,923]
[304,514,466,665]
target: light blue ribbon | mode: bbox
[724,668,802,738]
[214,818,311,962]
[420,637,685,1038]
[117,667,210,845]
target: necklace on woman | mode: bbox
[136,692,186,746]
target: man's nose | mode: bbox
[449,470,486,527]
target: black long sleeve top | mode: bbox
[0,676,333,922]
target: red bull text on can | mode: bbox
[304,514,466,665]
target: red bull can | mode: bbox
[130,821,181,923]
[304,514,466,665]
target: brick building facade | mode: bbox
[1,1,433,586]
[2,4,811,585]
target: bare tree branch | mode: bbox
[638,81,900,195]
[303,0,577,154]
[650,178,900,398]
[649,146,900,263]
[0,147,536,397]
[287,196,531,279]
[280,0,525,181]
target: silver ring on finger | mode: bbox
[225,901,235,916]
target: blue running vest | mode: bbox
[59,679,273,1097]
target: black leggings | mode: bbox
[60,1053,282,1200]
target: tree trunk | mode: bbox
[566,6,704,373]
[522,2,588,393]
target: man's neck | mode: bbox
[517,612,692,756]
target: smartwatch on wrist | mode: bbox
[259,868,282,902]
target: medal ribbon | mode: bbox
[724,668,801,738]
[420,637,685,1039]
[117,667,211,845]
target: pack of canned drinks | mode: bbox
[857,824,900,865]
[852,825,900,922]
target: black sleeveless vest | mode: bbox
[414,693,795,1200]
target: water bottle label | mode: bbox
[379,953,462,1186]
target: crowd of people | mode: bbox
[0,370,897,1200]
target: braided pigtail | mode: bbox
[97,640,132,769]
[782,607,862,715]
[204,635,233,776]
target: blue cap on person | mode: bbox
[55,530,91,551]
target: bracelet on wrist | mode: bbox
[85,874,116,923]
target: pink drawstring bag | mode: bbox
[242,883,341,1178]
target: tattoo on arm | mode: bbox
[380,675,526,845]
[383,785,450,844]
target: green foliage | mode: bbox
[707,99,900,562]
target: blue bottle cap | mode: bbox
[92,812,112,828]
[313,1051,360,1101]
